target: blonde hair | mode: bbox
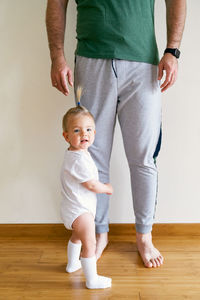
[62,86,94,132]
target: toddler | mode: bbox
[60,91,113,289]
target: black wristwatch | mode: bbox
[164,48,180,59]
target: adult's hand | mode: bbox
[158,53,178,93]
[51,56,73,96]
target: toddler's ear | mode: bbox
[63,131,69,142]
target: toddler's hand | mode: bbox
[105,183,113,195]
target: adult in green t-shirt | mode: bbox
[46,0,186,268]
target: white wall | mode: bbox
[0,0,199,223]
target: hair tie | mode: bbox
[77,101,81,106]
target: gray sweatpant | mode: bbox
[74,56,162,234]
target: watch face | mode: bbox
[174,48,180,58]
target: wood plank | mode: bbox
[1,236,200,253]
[17,288,140,300]
[0,249,42,263]
[141,295,200,300]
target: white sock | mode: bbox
[81,256,112,289]
[66,240,82,273]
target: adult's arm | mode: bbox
[158,0,186,92]
[46,0,73,96]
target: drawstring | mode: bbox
[111,59,118,78]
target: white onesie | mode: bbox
[60,149,99,230]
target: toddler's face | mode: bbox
[63,115,96,151]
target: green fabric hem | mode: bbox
[75,50,159,66]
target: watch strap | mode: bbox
[164,48,180,59]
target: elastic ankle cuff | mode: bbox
[81,256,96,262]
[95,224,109,234]
[69,240,82,246]
[135,224,152,234]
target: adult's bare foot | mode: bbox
[95,232,108,261]
[136,232,164,268]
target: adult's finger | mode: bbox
[60,71,69,96]
[160,70,172,92]
[51,73,66,95]
[161,73,175,92]
[67,68,73,87]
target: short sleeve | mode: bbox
[70,156,95,183]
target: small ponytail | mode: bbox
[76,86,83,106]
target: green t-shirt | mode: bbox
[75,0,159,65]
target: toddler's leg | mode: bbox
[72,213,112,289]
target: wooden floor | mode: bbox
[0,224,200,300]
